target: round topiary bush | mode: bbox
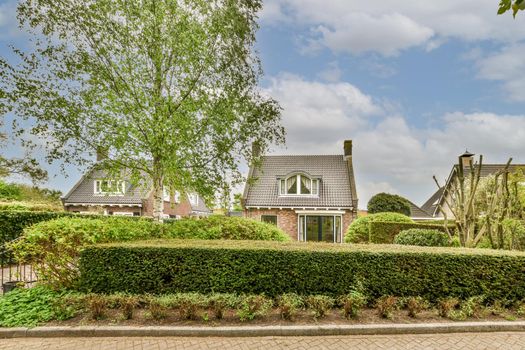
[393,228,450,247]
[345,212,413,243]
[367,193,412,216]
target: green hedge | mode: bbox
[394,228,450,247]
[0,211,75,245]
[369,221,455,244]
[78,240,525,302]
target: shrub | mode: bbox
[0,180,22,201]
[165,215,289,242]
[237,295,273,321]
[339,290,367,319]
[171,293,208,320]
[405,296,427,318]
[0,211,75,246]
[345,212,413,243]
[277,293,303,320]
[0,286,77,327]
[146,296,168,320]
[79,240,525,303]
[208,293,238,320]
[449,296,485,320]
[86,294,108,320]
[367,193,411,216]
[376,295,398,319]
[10,217,161,288]
[114,294,140,320]
[369,221,453,244]
[394,229,450,247]
[306,295,334,319]
[437,297,460,318]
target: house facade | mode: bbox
[242,140,358,242]
[62,168,211,217]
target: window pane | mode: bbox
[287,176,297,194]
[312,180,318,195]
[280,179,285,195]
[322,216,334,242]
[299,215,305,241]
[306,216,319,241]
[261,215,277,225]
[300,175,311,194]
[335,216,341,243]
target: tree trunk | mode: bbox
[152,175,164,222]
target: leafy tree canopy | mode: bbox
[498,0,525,17]
[0,0,285,220]
[367,192,412,216]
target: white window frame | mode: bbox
[174,191,181,203]
[94,180,126,195]
[279,174,319,197]
[297,214,343,243]
[112,212,134,217]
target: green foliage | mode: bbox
[0,286,77,327]
[86,294,108,320]
[345,212,414,243]
[498,0,525,17]
[367,193,411,216]
[4,0,285,222]
[277,293,304,320]
[437,297,460,318]
[208,293,239,320]
[369,221,452,244]
[306,295,334,319]
[11,217,160,288]
[0,210,75,246]
[145,296,168,320]
[405,296,428,318]
[171,293,208,320]
[376,295,398,319]
[79,239,525,302]
[394,228,450,247]
[0,180,22,200]
[339,290,367,319]
[449,296,485,320]
[165,215,289,241]
[237,295,273,321]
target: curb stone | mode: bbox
[1,322,525,338]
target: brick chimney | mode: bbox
[344,140,352,160]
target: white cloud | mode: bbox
[261,0,525,56]
[317,61,343,82]
[264,75,525,208]
[476,44,525,101]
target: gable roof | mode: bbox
[434,163,525,216]
[408,200,432,219]
[421,187,444,216]
[243,154,357,209]
[62,168,149,205]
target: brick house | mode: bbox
[62,168,211,217]
[242,140,358,242]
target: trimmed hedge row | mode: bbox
[78,240,525,302]
[0,211,75,245]
[369,221,455,244]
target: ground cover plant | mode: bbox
[2,288,523,328]
[79,239,525,303]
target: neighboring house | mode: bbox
[423,151,525,219]
[406,200,434,221]
[62,168,212,217]
[242,140,358,242]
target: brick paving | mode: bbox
[1,332,525,350]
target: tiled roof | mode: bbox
[244,155,356,208]
[408,201,432,219]
[421,187,444,216]
[62,168,148,205]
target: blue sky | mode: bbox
[3,0,525,208]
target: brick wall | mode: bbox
[244,208,356,241]
[142,191,193,217]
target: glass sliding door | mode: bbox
[300,215,341,242]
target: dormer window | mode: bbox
[94,180,125,195]
[279,174,319,196]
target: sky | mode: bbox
[2,0,525,208]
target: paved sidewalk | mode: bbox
[1,332,525,349]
